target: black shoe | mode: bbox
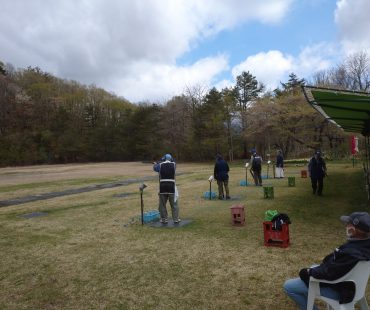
[218,196,223,200]
[226,196,231,200]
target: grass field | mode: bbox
[0,161,368,309]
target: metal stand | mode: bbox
[139,184,147,225]
[140,191,144,225]
[266,160,271,179]
[208,175,214,200]
[245,163,250,186]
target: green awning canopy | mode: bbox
[302,86,370,136]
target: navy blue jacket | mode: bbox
[311,238,370,280]
[214,159,229,181]
[303,238,370,303]
[308,156,326,179]
[276,154,284,168]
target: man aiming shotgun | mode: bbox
[153,154,181,224]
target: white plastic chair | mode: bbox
[307,261,370,310]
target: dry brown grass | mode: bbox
[0,161,368,309]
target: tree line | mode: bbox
[1,51,369,166]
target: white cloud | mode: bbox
[112,55,229,102]
[295,43,338,77]
[0,0,293,102]
[228,44,337,91]
[335,0,370,54]
[215,79,235,91]
[232,51,294,90]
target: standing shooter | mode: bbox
[214,154,230,200]
[250,149,263,186]
[308,150,327,196]
[153,154,180,224]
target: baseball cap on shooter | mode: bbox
[164,154,172,161]
[340,212,370,232]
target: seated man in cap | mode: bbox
[153,154,180,224]
[283,212,370,309]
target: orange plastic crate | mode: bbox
[263,221,289,248]
[301,170,308,178]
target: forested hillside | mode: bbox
[2,52,367,166]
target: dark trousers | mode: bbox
[311,176,324,194]
[252,170,262,186]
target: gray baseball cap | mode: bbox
[340,212,370,232]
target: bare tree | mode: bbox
[312,70,331,87]
[184,83,208,114]
[329,65,351,89]
[312,50,370,91]
[345,50,370,91]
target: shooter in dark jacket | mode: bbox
[214,154,230,200]
[308,150,327,195]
